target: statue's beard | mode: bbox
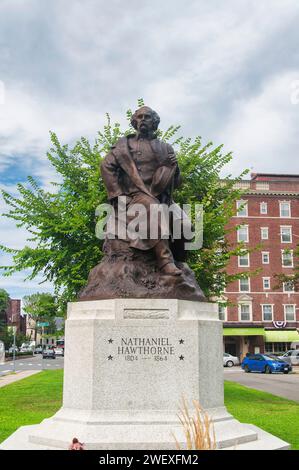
[138,123,153,137]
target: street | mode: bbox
[1,360,299,404]
[224,366,299,402]
[0,354,64,376]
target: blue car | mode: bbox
[241,354,292,374]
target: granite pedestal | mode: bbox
[0,299,289,450]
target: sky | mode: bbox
[1,0,299,300]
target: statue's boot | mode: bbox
[153,240,182,276]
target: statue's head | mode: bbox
[131,106,160,135]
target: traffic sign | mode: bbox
[37,322,49,327]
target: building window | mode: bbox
[262,304,273,321]
[260,202,268,214]
[280,201,291,218]
[263,277,271,290]
[283,281,295,292]
[237,225,249,242]
[261,227,269,240]
[265,342,291,354]
[239,278,250,292]
[236,200,248,217]
[238,252,250,267]
[280,226,292,243]
[239,303,251,321]
[262,252,270,264]
[218,304,227,321]
[282,250,293,267]
[284,305,296,322]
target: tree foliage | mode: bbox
[0,288,9,315]
[274,245,299,291]
[0,288,9,338]
[23,292,58,340]
[1,102,250,311]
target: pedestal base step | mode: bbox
[0,415,289,450]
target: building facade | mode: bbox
[222,173,299,360]
[5,299,26,335]
[26,316,64,347]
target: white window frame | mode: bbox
[283,281,295,293]
[260,202,268,214]
[262,251,270,264]
[280,226,292,243]
[281,250,294,268]
[284,304,296,322]
[218,304,227,322]
[280,201,291,218]
[236,200,248,217]
[238,252,250,267]
[261,227,269,240]
[238,302,252,322]
[239,277,251,293]
[263,277,271,290]
[261,304,274,322]
[237,225,249,243]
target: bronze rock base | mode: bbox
[79,240,206,302]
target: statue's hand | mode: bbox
[167,153,177,166]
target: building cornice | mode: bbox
[245,191,299,197]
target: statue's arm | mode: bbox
[100,151,123,200]
[166,143,182,189]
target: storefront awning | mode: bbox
[223,328,265,336]
[264,330,299,343]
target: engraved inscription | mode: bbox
[107,336,185,362]
[123,309,169,319]
[118,337,174,357]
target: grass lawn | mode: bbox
[0,370,63,444]
[0,372,298,449]
[225,380,299,449]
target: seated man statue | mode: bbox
[79,105,205,301]
[100,105,184,276]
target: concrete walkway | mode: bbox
[0,370,41,388]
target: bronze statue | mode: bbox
[79,106,205,301]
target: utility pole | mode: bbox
[12,325,16,373]
[42,325,44,370]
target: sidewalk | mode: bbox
[0,370,41,388]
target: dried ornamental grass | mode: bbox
[173,398,216,450]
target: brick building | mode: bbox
[5,298,26,335]
[221,173,299,360]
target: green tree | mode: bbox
[0,327,13,350]
[15,332,31,348]
[1,102,250,310]
[23,292,57,342]
[0,288,9,339]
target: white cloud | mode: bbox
[220,71,299,175]
[1,0,299,298]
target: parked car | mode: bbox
[19,346,33,353]
[223,353,239,367]
[8,346,19,354]
[42,348,56,359]
[34,346,44,354]
[278,350,299,366]
[54,348,64,357]
[242,354,292,374]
